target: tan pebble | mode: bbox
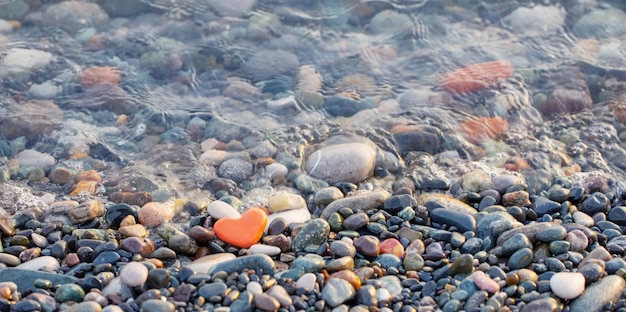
[199,150,228,166]
[268,191,306,213]
[118,224,148,238]
[138,202,173,227]
[19,247,41,262]
[108,191,152,207]
[200,138,223,152]
[70,180,98,196]
[119,215,137,227]
[68,200,105,224]
[48,167,74,185]
[0,216,15,236]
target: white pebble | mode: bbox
[120,262,148,287]
[249,244,282,256]
[16,256,60,271]
[246,281,263,295]
[550,272,585,299]
[296,273,317,292]
[265,163,288,178]
[207,200,241,219]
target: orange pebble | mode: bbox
[380,238,405,258]
[330,270,362,290]
[79,66,122,88]
[439,60,514,94]
[70,180,98,195]
[75,170,102,183]
[214,207,267,249]
[457,117,509,145]
[69,145,89,160]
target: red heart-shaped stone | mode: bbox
[214,207,268,248]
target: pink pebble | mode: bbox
[469,271,500,293]
[380,238,405,257]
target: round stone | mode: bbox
[120,262,148,287]
[536,225,567,243]
[354,235,380,257]
[550,272,585,299]
[55,284,85,302]
[508,248,533,270]
[305,142,376,184]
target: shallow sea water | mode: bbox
[0,1,624,206]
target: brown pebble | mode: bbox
[0,217,15,236]
[119,215,136,228]
[108,191,153,207]
[48,167,74,185]
[188,226,216,244]
[194,246,210,258]
[502,191,531,206]
[138,202,173,227]
[354,235,380,257]
[118,224,148,238]
[68,200,105,224]
[506,272,519,286]
[120,237,155,257]
[19,247,41,262]
[262,234,291,253]
[253,292,280,311]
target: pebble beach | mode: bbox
[1,0,626,312]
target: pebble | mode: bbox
[354,235,380,257]
[305,142,376,184]
[249,244,282,256]
[140,299,175,312]
[138,202,174,227]
[207,200,241,219]
[56,283,85,302]
[206,254,275,276]
[296,273,317,292]
[508,248,533,270]
[321,190,390,219]
[469,271,500,293]
[268,191,306,212]
[550,272,585,299]
[292,218,330,251]
[120,261,148,287]
[254,292,280,311]
[321,278,356,307]
[430,208,476,233]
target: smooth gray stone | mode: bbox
[206,254,275,276]
[321,278,355,307]
[430,208,476,233]
[0,268,77,292]
[570,275,625,312]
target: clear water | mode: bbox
[1,0,626,197]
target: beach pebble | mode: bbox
[296,273,317,292]
[249,244,282,256]
[120,262,148,287]
[253,293,280,311]
[268,192,306,212]
[469,271,500,293]
[305,142,376,184]
[292,219,330,252]
[207,200,241,219]
[504,5,565,34]
[550,272,585,299]
[266,207,311,232]
[138,202,174,227]
[321,278,355,307]
[16,256,59,271]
